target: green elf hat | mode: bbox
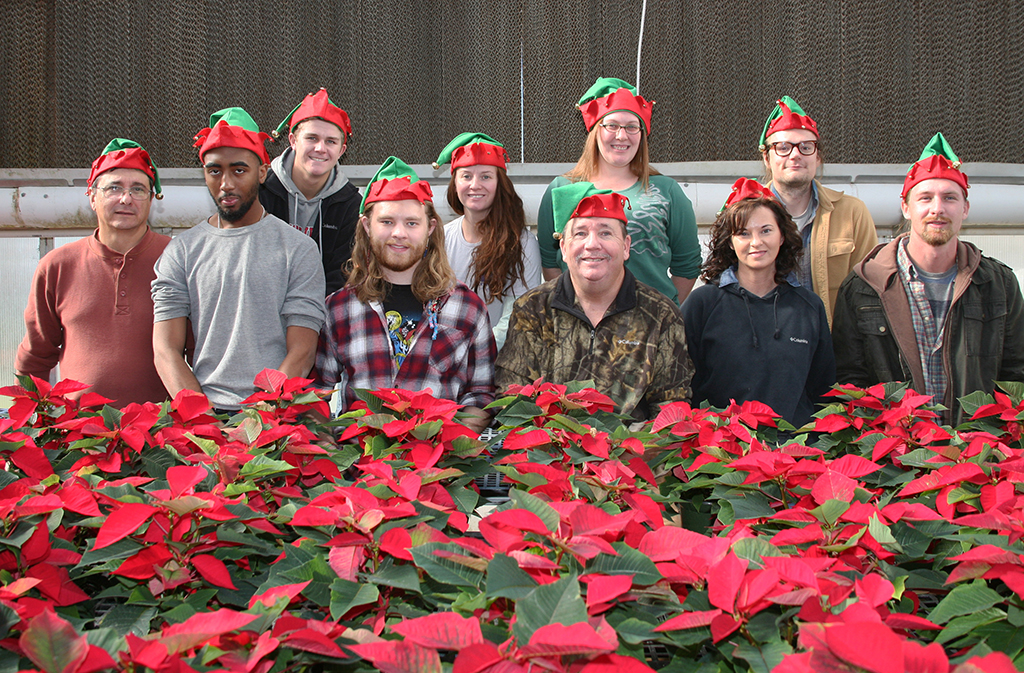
[272,88,353,140]
[193,107,272,165]
[550,181,630,239]
[577,77,654,134]
[717,177,776,215]
[360,156,434,214]
[431,132,509,171]
[87,138,163,199]
[901,132,969,200]
[758,96,819,151]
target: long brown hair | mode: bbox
[564,119,659,190]
[446,167,527,303]
[345,201,455,304]
[701,197,803,285]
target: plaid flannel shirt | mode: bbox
[896,238,948,401]
[312,283,496,414]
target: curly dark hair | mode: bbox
[700,196,803,285]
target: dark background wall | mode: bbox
[2,0,1022,169]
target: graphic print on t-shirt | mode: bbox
[383,284,422,369]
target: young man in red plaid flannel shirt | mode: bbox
[312,157,496,432]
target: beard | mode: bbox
[919,218,956,247]
[774,170,815,192]
[370,235,428,273]
[215,184,259,223]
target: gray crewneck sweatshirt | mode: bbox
[270,148,351,251]
[152,213,326,409]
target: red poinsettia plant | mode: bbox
[0,373,1021,673]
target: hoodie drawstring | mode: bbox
[773,292,781,340]
[741,288,782,349]
[741,290,759,350]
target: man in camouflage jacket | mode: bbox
[495,182,692,421]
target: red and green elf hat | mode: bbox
[901,132,969,200]
[272,88,353,140]
[718,177,776,215]
[193,107,272,165]
[431,132,509,171]
[551,181,630,238]
[577,77,654,134]
[360,156,434,214]
[87,138,162,199]
[758,96,819,151]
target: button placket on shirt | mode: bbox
[114,254,131,315]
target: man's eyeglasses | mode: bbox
[599,122,642,136]
[96,185,152,200]
[769,140,818,157]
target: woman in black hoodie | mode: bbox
[681,178,835,427]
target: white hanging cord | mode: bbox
[521,42,526,162]
[520,1,526,162]
[636,0,648,90]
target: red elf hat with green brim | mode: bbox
[87,138,163,199]
[432,132,508,171]
[551,181,630,238]
[901,132,969,200]
[577,77,654,134]
[272,88,353,140]
[194,107,272,165]
[360,156,434,214]
[718,177,775,215]
[758,96,819,151]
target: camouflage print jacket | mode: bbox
[495,270,693,420]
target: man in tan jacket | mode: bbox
[759,96,877,325]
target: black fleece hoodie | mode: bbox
[681,270,836,426]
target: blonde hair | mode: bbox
[345,201,455,304]
[564,120,658,190]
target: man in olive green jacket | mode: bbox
[759,96,877,325]
[833,133,1024,424]
[495,182,692,421]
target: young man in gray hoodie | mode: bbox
[261,88,361,295]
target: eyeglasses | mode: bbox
[97,185,152,200]
[769,140,818,157]
[599,122,642,136]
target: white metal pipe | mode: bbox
[2,163,1023,234]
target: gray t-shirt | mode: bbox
[773,183,818,291]
[918,263,957,324]
[444,216,541,347]
[152,214,326,409]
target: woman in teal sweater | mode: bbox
[537,77,701,304]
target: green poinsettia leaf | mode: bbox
[587,543,661,585]
[365,558,421,593]
[330,579,379,621]
[410,543,484,588]
[929,582,1004,625]
[509,489,559,533]
[485,553,537,600]
[935,607,1006,645]
[512,575,587,644]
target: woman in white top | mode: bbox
[433,133,541,349]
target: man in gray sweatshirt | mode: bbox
[261,88,361,295]
[152,107,326,411]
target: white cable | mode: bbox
[521,41,526,162]
[636,0,648,90]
